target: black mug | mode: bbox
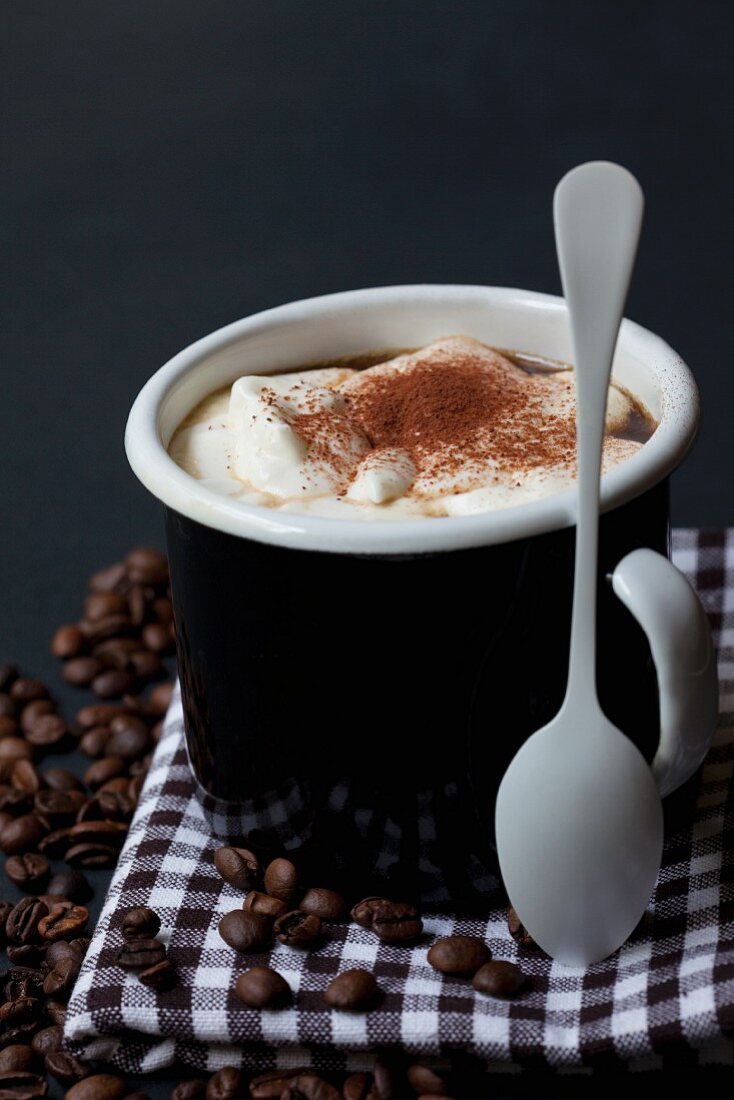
[126,285,715,908]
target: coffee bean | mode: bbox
[139,623,172,656]
[273,909,321,949]
[65,1074,128,1100]
[281,1076,340,1100]
[25,714,70,751]
[51,625,85,659]
[0,740,33,765]
[0,665,19,693]
[46,869,92,904]
[171,1082,206,1100]
[242,892,287,919]
[43,769,84,793]
[342,1073,375,1100]
[9,680,48,705]
[0,1071,48,1097]
[34,790,85,827]
[0,698,16,723]
[76,790,134,823]
[63,658,104,688]
[10,761,43,794]
[249,1069,307,1099]
[0,787,33,815]
[472,960,525,998]
[89,561,128,594]
[263,857,298,902]
[6,898,48,945]
[214,846,260,891]
[94,638,140,663]
[139,958,176,990]
[129,652,164,681]
[204,1066,243,1100]
[426,936,491,977]
[44,1001,68,1027]
[0,717,19,739]
[218,910,271,954]
[0,996,41,1028]
[78,727,111,759]
[81,615,134,646]
[75,703,126,730]
[234,966,291,1008]
[67,820,128,849]
[323,969,381,1011]
[37,829,71,859]
[125,547,168,583]
[506,905,536,948]
[406,1065,450,1094]
[298,888,347,922]
[371,901,422,944]
[0,816,47,856]
[5,945,44,967]
[91,669,135,700]
[44,1050,90,1087]
[30,1025,62,1057]
[116,938,166,969]
[19,701,54,735]
[46,937,86,969]
[349,897,391,929]
[38,903,88,942]
[85,593,129,622]
[43,957,79,1000]
[148,681,174,717]
[109,711,150,738]
[123,1094,150,1100]
[121,906,161,940]
[5,854,50,892]
[84,756,127,790]
[0,1046,35,1073]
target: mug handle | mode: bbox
[610,548,719,797]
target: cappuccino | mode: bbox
[169,337,655,520]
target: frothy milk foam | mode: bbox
[168,337,654,521]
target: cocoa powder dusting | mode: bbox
[343,349,579,491]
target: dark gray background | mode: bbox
[1,2,732,1093]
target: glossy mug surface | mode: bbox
[126,285,701,907]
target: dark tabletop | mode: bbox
[1,2,732,1094]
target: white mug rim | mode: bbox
[125,284,699,555]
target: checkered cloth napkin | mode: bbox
[64,530,734,1076]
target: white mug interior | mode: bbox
[125,285,699,556]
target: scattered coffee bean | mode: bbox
[0,716,19,739]
[37,828,72,859]
[371,901,423,944]
[139,958,176,990]
[349,897,391,929]
[141,623,173,656]
[342,1073,374,1100]
[472,960,525,998]
[5,854,50,892]
[121,906,161,940]
[34,790,85,827]
[218,910,271,954]
[63,658,104,688]
[65,842,119,869]
[273,909,321,949]
[0,1045,35,1073]
[46,869,92,904]
[0,1071,48,1097]
[30,1025,63,1057]
[214,846,260,891]
[283,1076,340,1099]
[19,700,54,734]
[25,714,70,751]
[84,756,127,789]
[77,790,134,823]
[85,593,129,622]
[51,625,85,659]
[406,1064,451,1094]
[116,938,167,970]
[204,1066,243,1100]
[323,969,381,1011]
[65,1074,128,1100]
[426,935,491,976]
[6,897,49,944]
[171,1082,206,1100]
[42,768,84,793]
[44,1050,91,1087]
[106,720,151,760]
[9,679,48,705]
[79,727,111,759]
[248,1069,305,1098]
[506,905,536,948]
[38,903,88,942]
[44,1001,68,1028]
[10,760,43,794]
[43,957,80,1000]
[92,668,135,699]
[298,887,347,922]
[263,857,298,902]
[242,891,286,919]
[0,740,33,766]
[234,966,291,1008]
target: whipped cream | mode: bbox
[168,338,653,520]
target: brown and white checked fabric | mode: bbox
[64,530,734,1076]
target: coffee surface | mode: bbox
[168,337,656,520]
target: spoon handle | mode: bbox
[553,162,644,710]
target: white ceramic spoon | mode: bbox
[494,162,664,966]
